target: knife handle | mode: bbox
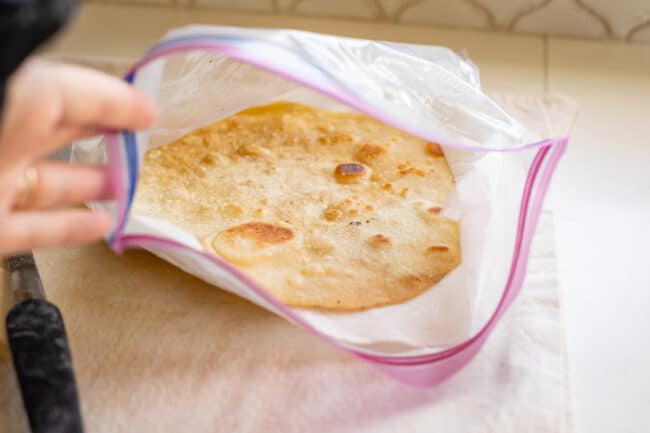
[6,299,84,433]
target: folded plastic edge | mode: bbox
[127,37,545,153]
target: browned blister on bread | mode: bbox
[210,222,296,265]
[334,163,367,184]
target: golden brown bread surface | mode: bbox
[132,102,461,310]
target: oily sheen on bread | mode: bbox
[132,102,461,310]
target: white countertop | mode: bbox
[548,38,650,433]
[45,4,650,432]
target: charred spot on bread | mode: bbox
[221,222,294,245]
[368,234,392,249]
[356,143,387,164]
[334,163,367,184]
[425,245,450,254]
[319,133,353,145]
[323,204,344,221]
[426,142,444,157]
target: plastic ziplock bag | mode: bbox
[72,26,570,386]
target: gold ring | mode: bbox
[13,166,39,210]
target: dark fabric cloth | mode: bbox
[0,0,78,116]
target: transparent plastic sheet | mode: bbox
[72,26,571,385]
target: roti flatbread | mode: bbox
[132,102,461,310]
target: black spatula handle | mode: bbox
[6,299,84,433]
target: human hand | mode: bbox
[0,59,155,255]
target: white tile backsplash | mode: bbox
[514,0,608,38]
[102,0,174,4]
[399,0,491,28]
[630,23,650,42]
[476,0,547,29]
[294,0,382,19]
[194,0,274,12]
[86,0,650,43]
[581,0,650,38]
[274,0,299,11]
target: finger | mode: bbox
[53,124,106,145]
[18,162,114,210]
[54,62,156,131]
[0,209,112,255]
[1,59,155,163]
